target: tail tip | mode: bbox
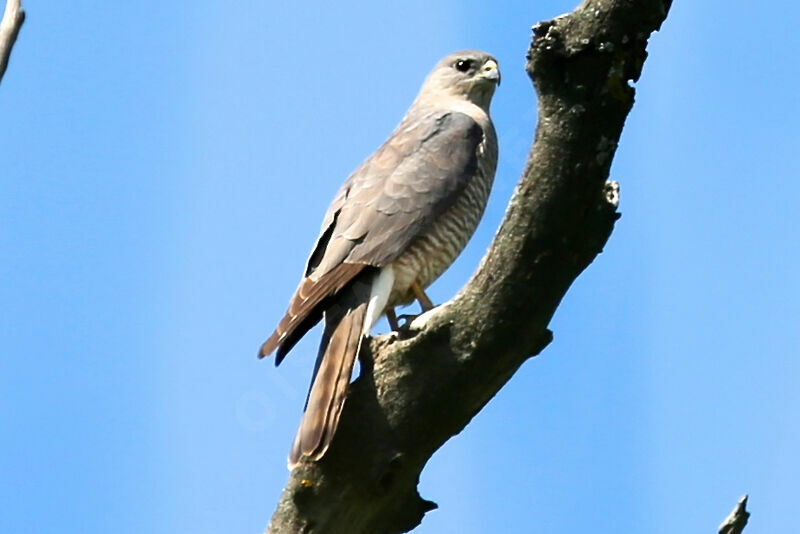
[287,434,329,470]
[259,332,286,362]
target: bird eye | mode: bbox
[454,59,472,72]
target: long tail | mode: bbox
[289,300,367,467]
[287,266,394,468]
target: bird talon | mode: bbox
[396,313,419,329]
[397,305,442,332]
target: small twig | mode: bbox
[0,0,25,85]
[718,495,750,534]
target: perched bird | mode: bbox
[260,50,500,467]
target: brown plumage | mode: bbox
[290,274,371,461]
[260,263,365,364]
[260,50,500,467]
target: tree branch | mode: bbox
[0,0,24,85]
[718,495,750,534]
[267,1,672,532]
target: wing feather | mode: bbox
[329,110,483,267]
[259,263,364,362]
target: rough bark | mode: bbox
[718,496,750,534]
[267,1,672,532]
[0,0,25,85]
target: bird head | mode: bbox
[420,50,500,111]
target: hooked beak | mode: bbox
[480,59,501,86]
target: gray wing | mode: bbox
[261,109,484,362]
[309,109,484,275]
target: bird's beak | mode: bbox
[480,59,500,85]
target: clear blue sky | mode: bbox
[2,1,798,532]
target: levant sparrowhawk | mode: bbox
[260,50,500,467]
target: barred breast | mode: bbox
[388,136,496,307]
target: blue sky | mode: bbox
[1,1,798,532]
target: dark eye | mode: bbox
[454,59,472,72]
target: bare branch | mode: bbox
[267,1,672,532]
[719,495,750,534]
[0,0,25,85]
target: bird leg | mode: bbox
[386,308,400,331]
[411,280,434,312]
[395,281,437,331]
